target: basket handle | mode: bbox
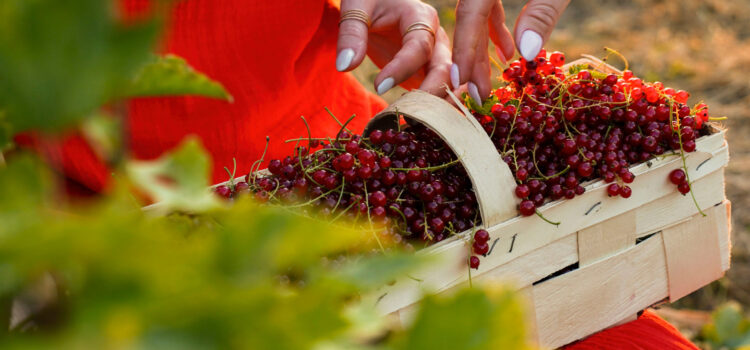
[364,90,518,227]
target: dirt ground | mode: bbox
[353,0,750,326]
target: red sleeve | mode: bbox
[564,310,699,350]
[14,132,110,194]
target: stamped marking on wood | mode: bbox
[509,233,518,253]
[585,202,601,216]
[487,238,500,256]
[696,157,712,172]
[376,293,388,305]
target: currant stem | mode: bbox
[535,210,560,226]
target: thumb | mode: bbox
[513,0,569,61]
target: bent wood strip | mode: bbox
[364,90,519,227]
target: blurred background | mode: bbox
[353,0,750,340]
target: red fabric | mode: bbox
[19,0,385,191]
[564,310,699,350]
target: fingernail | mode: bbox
[468,82,482,104]
[336,48,355,72]
[495,47,508,65]
[376,77,395,95]
[450,63,460,89]
[519,30,543,61]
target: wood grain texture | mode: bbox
[533,233,670,348]
[578,211,636,267]
[662,203,727,301]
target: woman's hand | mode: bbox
[336,0,452,97]
[451,0,570,103]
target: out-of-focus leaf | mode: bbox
[80,111,123,163]
[0,111,11,151]
[212,198,364,278]
[127,137,220,213]
[392,286,530,350]
[126,55,233,101]
[463,92,499,116]
[326,253,431,289]
[0,0,158,133]
[701,302,750,349]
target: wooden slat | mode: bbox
[533,233,669,348]
[578,211,636,267]
[718,200,732,272]
[662,203,727,301]
[518,286,539,346]
[474,234,578,287]
[635,169,726,238]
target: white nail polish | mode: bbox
[336,48,355,72]
[468,82,482,104]
[519,30,543,61]
[450,63,460,89]
[377,77,395,95]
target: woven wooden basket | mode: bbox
[358,58,731,348]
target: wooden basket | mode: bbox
[360,58,731,348]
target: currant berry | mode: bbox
[668,169,686,185]
[474,229,490,243]
[469,256,480,269]
[519,200,536,216]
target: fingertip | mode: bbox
[468,82,482,104]
[518,30,542,61]
[376,77,395,95]
[450,63,460,90]
[336,48,355,72]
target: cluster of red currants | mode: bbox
[474,49,710,218]
[218,123,482,249]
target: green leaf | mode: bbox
[80,111,123,163]
[0,111,11,152]
[392,287,530,350]
[326,253,430,289]
[463,92,499,116]
[0,0,159,133]
[127,136,220,214]
[126,55,233,101]
[567,64,609,80]
[701,302,750,349]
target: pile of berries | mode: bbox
[216,49,716,270]
[481,49,711,218]
[217,123,482,250]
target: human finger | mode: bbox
[513,0,570,61]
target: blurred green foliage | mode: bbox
[699,303,750,350]
[0,0,158,133]
[127,55,233,102]
[0,0,532,349]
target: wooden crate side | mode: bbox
[372,163,726,315]
[662,202,729,301]
[578,211,636,267]
[532,233,670,348]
